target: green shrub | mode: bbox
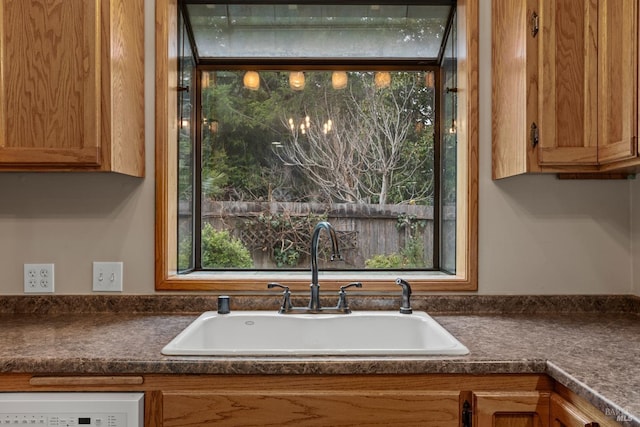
[365,237,425,269]
[201,223,253,268]
[178,235,192,271]
[365,253,404,269]
[274,245,300,268]
[400,236,425,267]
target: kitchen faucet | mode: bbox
[268,221,362,314]
[309,221,341,310]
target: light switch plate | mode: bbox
[92,262,123,292]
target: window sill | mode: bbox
[157,270,476,293]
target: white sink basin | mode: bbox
[162,311,469,356]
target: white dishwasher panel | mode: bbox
[0,392,143,427]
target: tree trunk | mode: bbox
[379,174,388,205]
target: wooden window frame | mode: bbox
[154,0,478,292]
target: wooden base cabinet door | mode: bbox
[473,392,551,427]
[162,391,461,427]
[550,394,596,427]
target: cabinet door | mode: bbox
[597,0,638,164]
[492,0,541,179]
[474,391,551,427]
[538,0,598,166]
[550,394,595,427]
[162,390,460,427]
[0,0,101,166]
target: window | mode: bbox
[156,0,478,292]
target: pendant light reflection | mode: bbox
[243,71,260,90]
[449,120,457,134]
[425,71,435,89]
[332,71,348,90]
[374,72,391,89]
[289,71,306,90]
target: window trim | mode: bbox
[155,0,478,292]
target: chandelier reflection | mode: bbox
[288,115,334,135]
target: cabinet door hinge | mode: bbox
[462,400,472,427]
[530,11,539,37]
[530,122,539,147]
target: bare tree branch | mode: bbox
[275,74,426,205]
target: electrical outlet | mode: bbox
[92,262,123,292]
[24,264,55,293]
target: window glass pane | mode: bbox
[199,70,437,270]
[186,3,452,59]
[177,9,196,272]
[441,14,456,274]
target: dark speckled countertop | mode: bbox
[0,295,638,425]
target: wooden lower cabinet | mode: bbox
[551,393,596,427]
[0,374,622,427]
[473,391,551,427]
[162,390,460,426]
[550,388,624,427]
[148,374,555,427]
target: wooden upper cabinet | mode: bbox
[492,0,541,179]
[492,0,639,178]
[0,0,144,176]
[597,0,638,164]
[538,0,598,166]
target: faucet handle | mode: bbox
[395,278,413,314]
[337,282,362,312]
[340,282,362,292]
[267,283,292,313]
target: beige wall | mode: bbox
[477,0,632,295]
[0,0,634,295]
[0,0,157,296]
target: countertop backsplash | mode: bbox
[0,294,638,315]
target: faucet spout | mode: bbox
[309,221,341,311]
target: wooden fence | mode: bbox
[178,201,452,269]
